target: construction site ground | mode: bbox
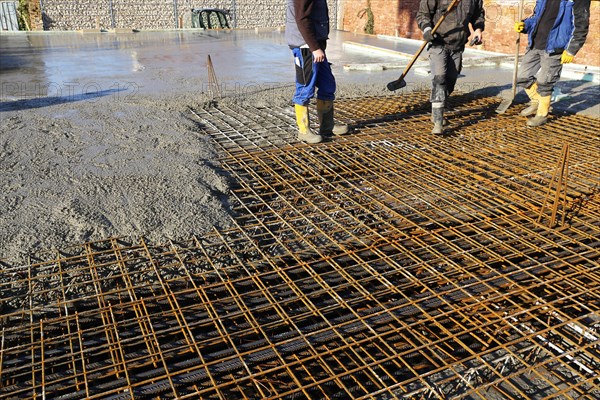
[1,29,599,399]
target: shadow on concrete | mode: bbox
[0,54,22,72]
[0,88,127,112]
[348,79,598,138]
[347,84,511,132]
[553,80,600,116]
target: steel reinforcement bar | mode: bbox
[1,92,599,399]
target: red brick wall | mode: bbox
[575,1,600,66]
[342,0,600,67]
[344,0,400,36]
[396,0,421,39]
[482,0,535,55]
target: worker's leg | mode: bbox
[314,59,348,136]
[291,47,322,143]
[528,52,563,127]
[446,50,463,97]
[429,46,448,134]
[516,49,545,117]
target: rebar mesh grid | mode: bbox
[1,93,599,399]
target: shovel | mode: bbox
[495,0,525,113]
[387,0,462,91]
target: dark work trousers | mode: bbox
[428,46,463,106]
[516,48,563,97]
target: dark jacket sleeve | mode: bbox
[416,0,436,31]
[567,0,591,55]
[294,0,320,51]
[471,0,485,31]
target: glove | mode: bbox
[423,28,437,43]
[561,50,574,64]
[514,21,524,33]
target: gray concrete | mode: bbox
[0,29,598,263]
[2,29,598,115]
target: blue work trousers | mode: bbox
[291,47,336,106]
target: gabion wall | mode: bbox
[37,0,338,31]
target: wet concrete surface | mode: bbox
[1,29,598,115]
[0,28,598,262]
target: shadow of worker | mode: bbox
[0,88,127,112]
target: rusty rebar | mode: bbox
[207,54,222,99]
[537,142,570,228]
[1,93,598,399]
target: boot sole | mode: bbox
[298,133,323,144]
[526,117,548,127]
[521,105,552,117]
[495,98,512,114]
[332,125,349,136]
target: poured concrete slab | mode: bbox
[0,29,598,262]
[2,29,597,115]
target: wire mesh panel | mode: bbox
[1,93,599,399]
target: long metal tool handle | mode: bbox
[387,0,462,91]
[511,0,525,98]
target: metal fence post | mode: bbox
[173,0,178,29]
[109,0,115,28]
[231,0,236,28]
[39,0,45,30]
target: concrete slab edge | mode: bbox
[377,34,600,75]
[342,41,415,59]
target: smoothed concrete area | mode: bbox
[2,29,598,114]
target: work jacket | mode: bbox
[285,0,330,51]
[523,0,591,55]
[416,0,485,51]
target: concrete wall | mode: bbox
[341,0,600,67]
[28,0,338,31]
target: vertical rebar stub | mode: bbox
[207,54,222,100]
[537,143,570,228]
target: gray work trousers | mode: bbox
[516,48,563,97]
[428,46,463,105]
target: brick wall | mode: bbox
[566,1,599,66]
[341,0,600,67]
[29,0,337,31]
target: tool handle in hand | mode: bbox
[387,0,462,92]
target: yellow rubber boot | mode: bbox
[520,82,540,117]
[527,95,551,127]
[316,99,348,136]
[295,104,322,144]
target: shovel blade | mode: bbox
[495,97,513,114]
[387,78,407,92]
